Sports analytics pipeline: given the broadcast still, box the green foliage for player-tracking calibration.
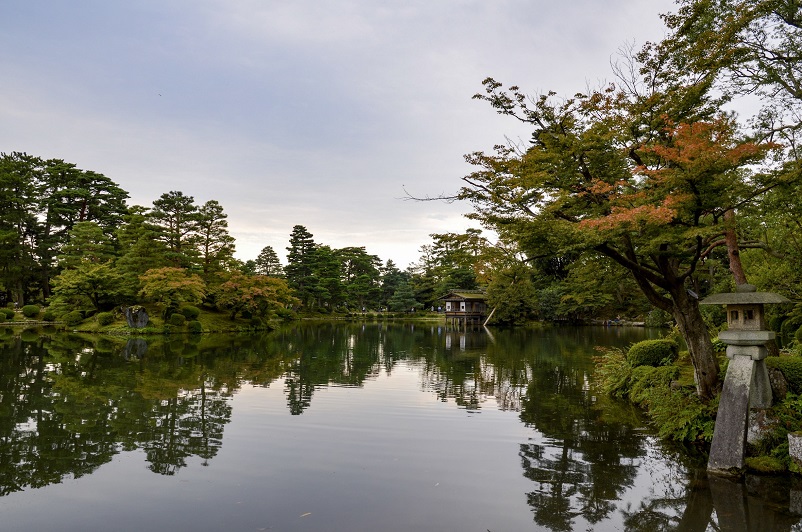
[628,365,680,405]
[169,313,186,326]
[745,456,786,474]
[644,308,672,328]
[96,312,115,326]
[180,305,201,319]
[139,267,205,307]
[187,320,203,333]
[594,346,715,442]
[21,304,40,318]
[42,310,56,322]
[593,347,632,397]
[1,308,15,319]
[626,339,679,368]
[795,326,802,345]
[645,385,717,443]
[766,357,802,394]
[63,310,84,326]
[0,313,5,323]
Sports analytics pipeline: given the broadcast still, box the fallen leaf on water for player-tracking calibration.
[300,512,312,518]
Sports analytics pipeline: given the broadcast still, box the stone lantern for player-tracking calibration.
[700,284,789,473]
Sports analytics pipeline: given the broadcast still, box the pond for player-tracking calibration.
[1,322,801,531]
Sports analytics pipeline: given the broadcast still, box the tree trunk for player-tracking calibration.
[671,287,720,400]
[724,210,748,285]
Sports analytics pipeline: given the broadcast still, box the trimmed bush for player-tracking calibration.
[187,320,203,333]
[1,308,14,319]
[42,310,56,322]
[766,356,802,393]
[627,339,679,367]
[96,312,115,326]
[168,313,186,326]
[22,305,40,318]
[0,313,5,323]
[180,305,201,319]
[64,310,84,326]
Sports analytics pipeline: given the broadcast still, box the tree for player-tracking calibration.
[387,280,422,312]
[337,246,382,310]
[216,272,298,320]
[149,191,199,268]
[460,75,779,399]
[285,225,318,308]
[195,200,235,282]
[57,222,116,269]
[139,267,205,312]
[254,245,283,277]
[51,262,127,312]
[0,153,41,305]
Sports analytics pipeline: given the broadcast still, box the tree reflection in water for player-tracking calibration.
[1,323,801,531]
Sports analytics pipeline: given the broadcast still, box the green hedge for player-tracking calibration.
[766,356,802,394]
[63,310,83,326]
[42,310,56,322]
[96,312,115,326]
[168,313,186,326]
[21,305,40,318]
[180,306,201,319]
[187,320,203,333]
[627,339,679,367]
[1,308,14,319]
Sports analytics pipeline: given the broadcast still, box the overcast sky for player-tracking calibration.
[1,0,675,268]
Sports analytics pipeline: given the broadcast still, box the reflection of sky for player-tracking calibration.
[1,360,704,532]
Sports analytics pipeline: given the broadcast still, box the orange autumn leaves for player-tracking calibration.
[580,118,778,232]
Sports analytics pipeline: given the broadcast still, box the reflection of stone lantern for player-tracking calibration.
[700,284,789,473]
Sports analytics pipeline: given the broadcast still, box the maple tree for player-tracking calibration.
[460,74,779,398]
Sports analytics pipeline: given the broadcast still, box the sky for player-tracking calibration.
[1,0,676,268]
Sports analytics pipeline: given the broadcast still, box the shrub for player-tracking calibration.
[180,305,201,319]
[42,310,56,322]
[627,339,679,367]
[169,313,186,326]
[163,324,175,334]
[1,308,14,319]
[795,326,802,345]
[96,312,115,326]
[21,305,40,318]
[64,311,84,326]
[628,365,680,406]
[766,357,802,393]
[593,346,632,397]
[187,320,203,333]
[0,313,5,323]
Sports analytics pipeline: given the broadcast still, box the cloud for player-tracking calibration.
[0,0,676,270]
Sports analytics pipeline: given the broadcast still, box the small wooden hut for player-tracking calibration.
[440,290,488,328]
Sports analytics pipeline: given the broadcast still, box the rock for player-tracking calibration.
[747,409,778,446]
[121,338,148,359]
[789,432,802,474]
[122,305,149,328]
[769,367,789,401]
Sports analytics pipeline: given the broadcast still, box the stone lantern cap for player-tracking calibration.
[699,284,790,306]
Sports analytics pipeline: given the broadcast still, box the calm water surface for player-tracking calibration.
[1,323,800,531]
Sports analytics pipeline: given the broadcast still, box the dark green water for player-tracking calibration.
[1,323,800,531]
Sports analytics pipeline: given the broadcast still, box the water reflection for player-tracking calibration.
[1,323,800,530]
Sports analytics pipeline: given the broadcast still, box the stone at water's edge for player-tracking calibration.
[122,306,149,328]
[789,433,802,474]
[122,338,148,359]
